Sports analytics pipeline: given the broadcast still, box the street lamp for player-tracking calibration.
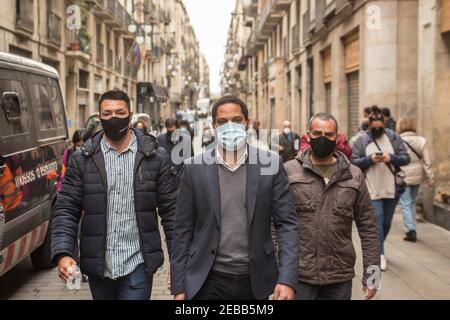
[144,24,153,35]
[136,34,145,45]
[128,24,137,34]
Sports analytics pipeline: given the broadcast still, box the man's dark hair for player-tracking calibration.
[165,118,177,128]
[179,120,189,127]
[364,107,372,115]
[371,105,381,114]
[72,128,87,145]
[99,90,131,111]
[381,107,391,118]
[308,113,339,133]
[212,95,249,123]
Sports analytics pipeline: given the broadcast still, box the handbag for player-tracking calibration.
[373,140,406,197]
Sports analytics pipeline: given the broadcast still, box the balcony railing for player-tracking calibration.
[16,0,34,34]
[96,42,104,65]
[48,12,62,46]
[256,0,290,39]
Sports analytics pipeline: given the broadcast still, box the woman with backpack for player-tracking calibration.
[396,117,434,242]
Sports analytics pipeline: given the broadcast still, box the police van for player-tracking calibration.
[0,52,68,276]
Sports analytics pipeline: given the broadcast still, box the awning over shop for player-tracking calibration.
[137,82,169,102]
[150,84,169,102]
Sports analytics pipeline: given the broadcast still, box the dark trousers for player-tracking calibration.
[88,264,153,300]
[295,280,353,300]
[193,270,258,300]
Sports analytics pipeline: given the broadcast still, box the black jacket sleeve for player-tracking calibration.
[272,156,300,289]
[156,149,178,258]
[170,164,195,295]
[51,154,84,263]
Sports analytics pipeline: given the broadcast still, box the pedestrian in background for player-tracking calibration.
[361,106,373,131]
[272,120,301,163]
[351,111,410,271]
[157,118,193,189]
[201,124,215,149]
[396,116,434,242]
[133,120,148,134]
[52,90,177,300]
[57,129,87,192]
[171,95,299,300]
[382,108,397,132]
[285,113,379,300]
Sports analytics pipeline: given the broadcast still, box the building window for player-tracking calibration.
[309,0,316,22]
[307,58,314,119]
[347,71,359,138]
[9,45,32,58]
[325,82,332,115]
[79,70,89,89]
[286,71,292,119]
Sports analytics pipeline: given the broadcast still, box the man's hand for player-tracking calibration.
[273,284,295,300]
[363,286,377,300]
[174,293,186,300]
[57,256,77,284]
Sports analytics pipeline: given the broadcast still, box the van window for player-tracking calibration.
[0,69,35,156]
[49,79,66,136]
[0,79,31,137]
[29,75,66,141]
[34,83,54,130]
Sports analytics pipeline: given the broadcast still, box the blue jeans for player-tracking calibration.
[372,198,399,255]
[88,264,153,300]
[399,185,420,232]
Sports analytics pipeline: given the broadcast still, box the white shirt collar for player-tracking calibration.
[216,145,248,172]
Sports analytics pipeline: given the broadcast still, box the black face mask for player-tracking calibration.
[370,127,385,139]
[100,116,130,142]
[310,136,337,158]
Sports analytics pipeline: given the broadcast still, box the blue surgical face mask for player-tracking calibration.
[217,122,247,151]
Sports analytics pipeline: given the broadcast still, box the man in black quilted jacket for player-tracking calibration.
[51,90,177,300]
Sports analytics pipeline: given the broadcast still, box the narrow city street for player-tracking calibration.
[1,0,450,303]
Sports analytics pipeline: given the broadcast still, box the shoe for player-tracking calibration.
[404,230,417,242]
[380,255,387,271]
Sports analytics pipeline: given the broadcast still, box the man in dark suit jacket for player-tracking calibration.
[170,96,299,300]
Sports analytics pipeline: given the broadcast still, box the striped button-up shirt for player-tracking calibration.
[101,132,144,279]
